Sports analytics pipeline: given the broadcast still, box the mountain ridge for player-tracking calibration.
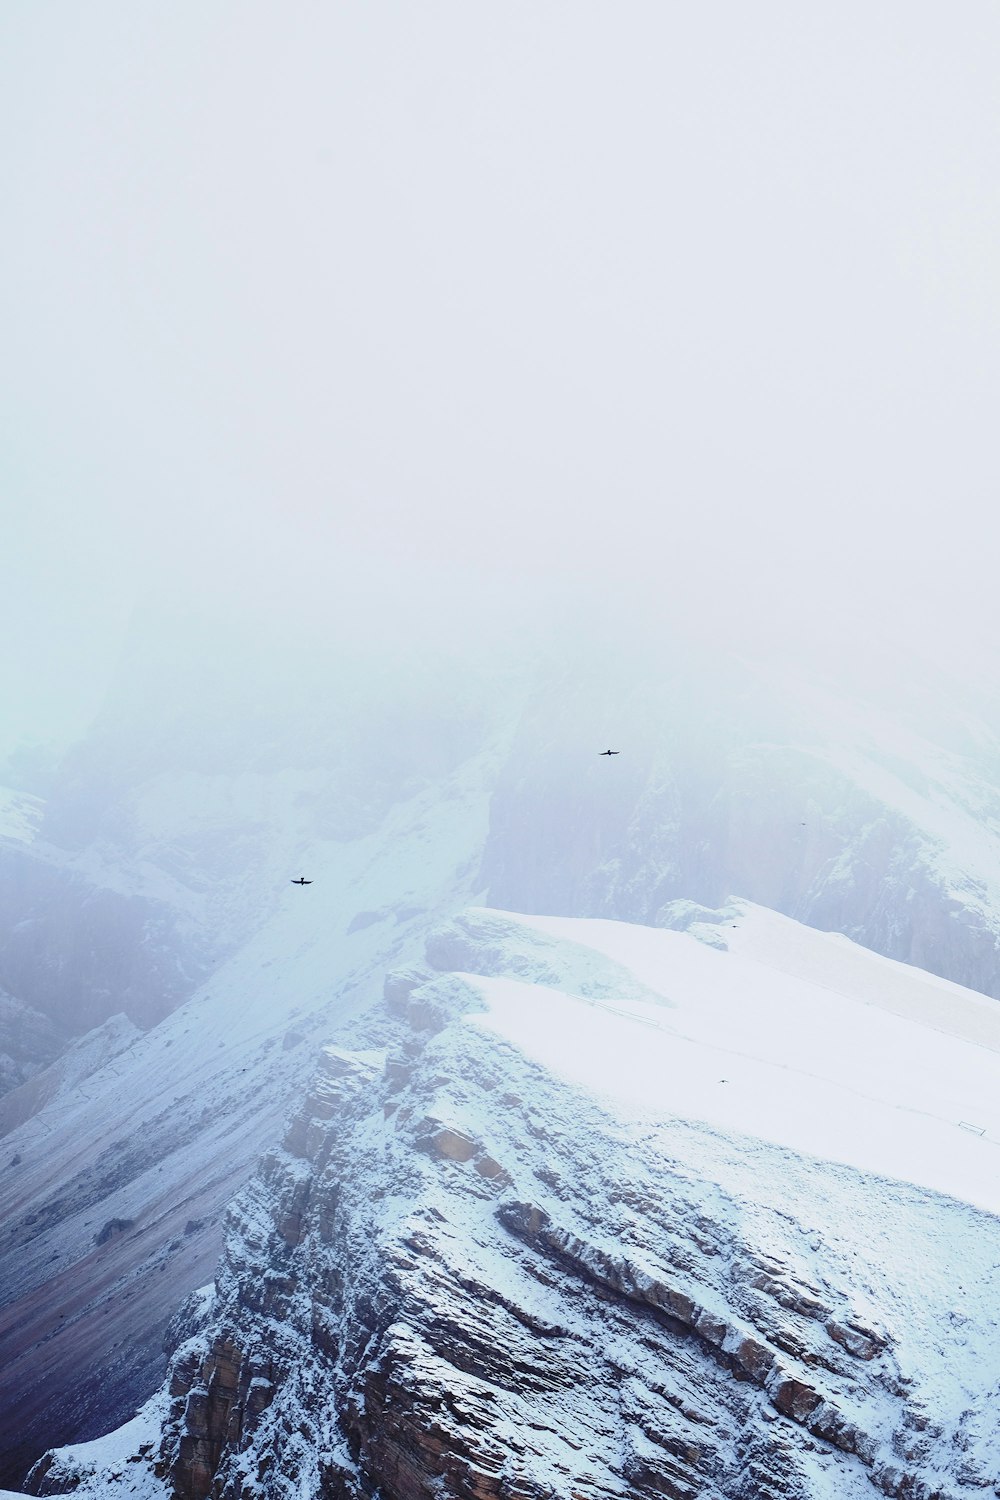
[28,902,1000,1499]
[6,642,1000,1485]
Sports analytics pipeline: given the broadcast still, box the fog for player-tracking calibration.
[7,16,1000,1480]
[3,3,1000,759]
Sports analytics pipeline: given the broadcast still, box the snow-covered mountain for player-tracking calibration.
[0,610,525,1488]
[0,744,505,1488]
[27,903,1000,1499]
[7,624,1000,1489]
[483,645,1000,998]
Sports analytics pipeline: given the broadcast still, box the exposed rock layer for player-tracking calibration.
[121,916,1000,1500]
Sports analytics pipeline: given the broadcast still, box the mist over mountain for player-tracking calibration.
[483,632,1000,997]
[3,601,1000,1493]
[6,2,1000,1494]
[0,595,532,1485]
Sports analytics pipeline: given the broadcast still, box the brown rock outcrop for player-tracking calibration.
[39,921,1000,1500]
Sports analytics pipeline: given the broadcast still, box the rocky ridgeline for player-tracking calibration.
[36,911,996,1500]
[11,647,1000,1490]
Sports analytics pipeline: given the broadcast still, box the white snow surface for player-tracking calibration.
[378,903,997,1493]
[430,904,1000,1487]
[27,1392,169,1498]
[470,902,1000,1213]
[0,786,43,846]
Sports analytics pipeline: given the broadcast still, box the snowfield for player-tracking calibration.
[18,1397,169,1500]
[0,786,43,847]
[474,902,1000,1213]
[37,899,1000,1497]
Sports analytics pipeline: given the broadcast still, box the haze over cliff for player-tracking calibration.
[6,2,1000,1494]
[23,903,1000,1500]
[4,608,1000,1493]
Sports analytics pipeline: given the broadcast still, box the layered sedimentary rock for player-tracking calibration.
[0,755,501,1489]
[12,635,1000,1492]
[57,908,1000,1500]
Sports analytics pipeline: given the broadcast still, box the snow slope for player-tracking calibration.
[0,745,504,1487]
[486,902,1000,1212]
[0,786,44,846]
[47,902,1000,1499]
[13,630,1000,1489]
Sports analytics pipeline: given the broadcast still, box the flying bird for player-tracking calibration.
[291,877,313,885]
[599,749,620,756]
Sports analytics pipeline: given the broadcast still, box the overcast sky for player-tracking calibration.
[3,3,1000,756]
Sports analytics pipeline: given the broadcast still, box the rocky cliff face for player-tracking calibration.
[0,614,523,1486]
[46,907,1000,1500]
[11,637,1000,1491]
[480,655,1000,999]
[0,989,64,1096]
[0,744,504,1490]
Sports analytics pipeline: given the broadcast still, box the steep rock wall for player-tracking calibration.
[120,918,1000,1500]
[481,671,1000,999]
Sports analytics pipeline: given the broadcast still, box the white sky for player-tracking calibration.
[3,3,1000,754]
